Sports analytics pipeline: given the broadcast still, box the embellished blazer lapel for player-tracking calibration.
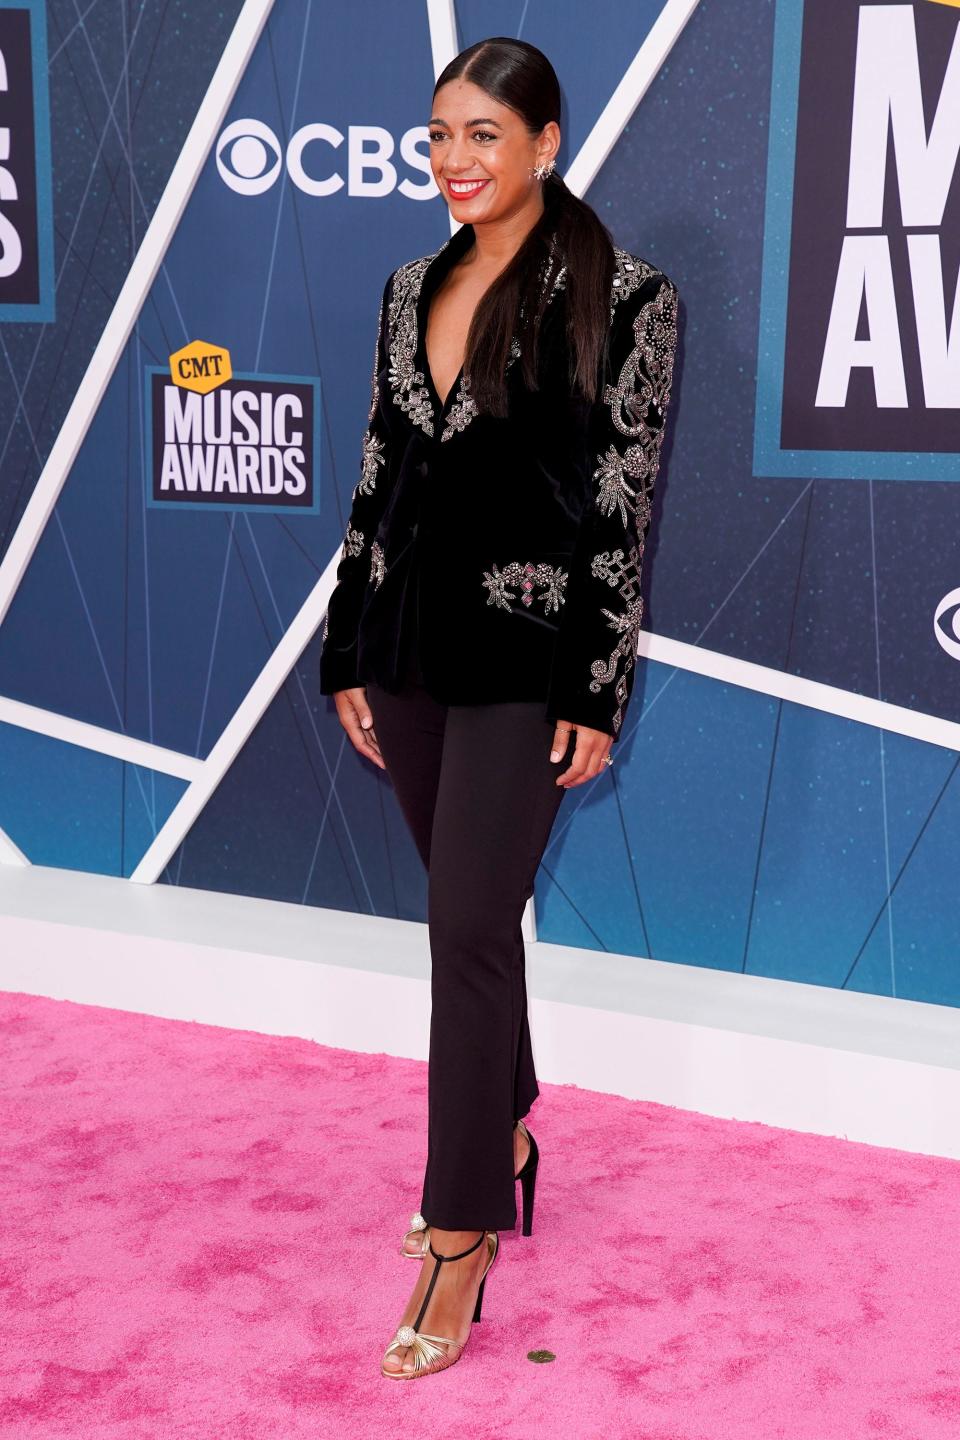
[388,222,569,445]
[413,222,474,428]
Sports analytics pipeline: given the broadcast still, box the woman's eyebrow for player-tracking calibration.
[428,116,504,128]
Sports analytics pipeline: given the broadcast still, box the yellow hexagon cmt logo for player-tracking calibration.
[168,340,232,394]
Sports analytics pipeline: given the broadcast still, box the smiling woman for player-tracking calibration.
[316,33,680,1386]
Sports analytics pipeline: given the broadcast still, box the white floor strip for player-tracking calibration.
[1,863,958,1159]
[0,826,28,867]
[3,912,957,1161]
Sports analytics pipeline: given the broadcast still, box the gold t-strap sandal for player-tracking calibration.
[381,1229,499,1379]
[400,1120,539,1256]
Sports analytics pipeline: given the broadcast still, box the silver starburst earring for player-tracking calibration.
[532,160,555,181]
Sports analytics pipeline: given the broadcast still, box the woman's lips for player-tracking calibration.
[446,178,490,199]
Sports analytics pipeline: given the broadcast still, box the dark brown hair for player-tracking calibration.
[433,37,615,417]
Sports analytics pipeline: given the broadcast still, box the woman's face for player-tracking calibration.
[428,77,559,223]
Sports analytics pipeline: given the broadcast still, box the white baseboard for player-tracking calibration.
[1,863,958,1161]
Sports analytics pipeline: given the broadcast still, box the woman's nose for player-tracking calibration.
[445,137,473,171]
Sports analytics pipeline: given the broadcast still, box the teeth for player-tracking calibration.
[449,180,487,193]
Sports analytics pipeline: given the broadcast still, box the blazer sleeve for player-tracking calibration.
[318,270,395,695]
[544,269,679,742]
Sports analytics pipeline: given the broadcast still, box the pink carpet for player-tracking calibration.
[1,988,958,1439]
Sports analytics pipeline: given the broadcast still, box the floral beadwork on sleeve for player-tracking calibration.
[600,275,678,495]
[544,266,680,741]
[591,445,654,531]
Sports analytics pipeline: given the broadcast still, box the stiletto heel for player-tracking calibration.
[516,1122,539,1237]
[399,1119,539,1256]
[472,1273,487,1323]
[381,1230,499,1379]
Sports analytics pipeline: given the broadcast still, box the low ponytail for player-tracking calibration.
[541,168,615,403]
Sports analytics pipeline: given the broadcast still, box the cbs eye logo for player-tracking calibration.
[216,119,283,195]
[215,117,436,198]
[934,588,960,663]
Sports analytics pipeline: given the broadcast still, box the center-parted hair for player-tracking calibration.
[433,36,616,417]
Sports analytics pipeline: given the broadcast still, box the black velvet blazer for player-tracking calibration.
[318,219,680,743]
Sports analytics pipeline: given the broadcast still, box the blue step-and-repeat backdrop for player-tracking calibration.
[1,0,959,1006]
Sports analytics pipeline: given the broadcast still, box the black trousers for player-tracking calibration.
[365,633,567,1231]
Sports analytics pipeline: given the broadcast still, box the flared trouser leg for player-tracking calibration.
[365,672,566,1232]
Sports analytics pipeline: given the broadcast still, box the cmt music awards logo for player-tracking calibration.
[754,1,960,480]
[146,342,321,513]
[0,0,53,321]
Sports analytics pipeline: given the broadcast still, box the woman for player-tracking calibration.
[318,36,680,1380]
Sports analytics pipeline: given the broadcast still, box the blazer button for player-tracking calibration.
[417,460,428,477]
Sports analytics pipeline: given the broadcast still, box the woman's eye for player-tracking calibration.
[427,130,496,144]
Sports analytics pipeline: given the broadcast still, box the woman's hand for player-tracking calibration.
[333,686,387,770]
[549,720,614,787]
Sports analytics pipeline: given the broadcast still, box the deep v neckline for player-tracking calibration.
[422,291,468,414]
[415,222,566,421]
[424,351,464,414]
[418,225,488,415]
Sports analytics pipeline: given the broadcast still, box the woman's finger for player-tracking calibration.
[554,728,609,787]
[549,723,574,763]
[335,689,387,769]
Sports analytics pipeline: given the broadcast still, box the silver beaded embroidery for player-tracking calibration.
[609,247,657,319]
[387,254,438,438]
[588,595,645,735]
[591,544,643,604]
[357,431,387,497]
[440,374,478,442]
[592,444,653,531]
[389,236,567,444]
[369,539,386,589]
[607,277,678,429]
[367,281,387,422]
[583,274,678,733]
[536,245,568,308]
[342,526,364,559]
[600,276,678,485]
[482,560,568,615]
[439,335,525,442]
[332,287,391,582]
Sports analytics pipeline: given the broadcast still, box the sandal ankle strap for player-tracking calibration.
[427,1230,487,1263]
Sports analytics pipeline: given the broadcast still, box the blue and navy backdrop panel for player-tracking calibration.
[0,0,958,1007]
